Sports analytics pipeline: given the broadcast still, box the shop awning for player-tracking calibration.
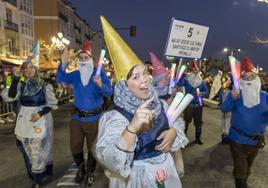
[39,61,59,71]
[0,57,24,65]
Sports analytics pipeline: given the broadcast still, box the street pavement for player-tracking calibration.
[0,103,267,188]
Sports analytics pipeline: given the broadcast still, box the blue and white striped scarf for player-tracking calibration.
[114,80,162,117]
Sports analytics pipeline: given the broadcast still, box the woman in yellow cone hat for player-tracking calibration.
[96,16,188,188]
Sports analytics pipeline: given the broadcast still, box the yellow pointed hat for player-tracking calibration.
[100,16,141,81]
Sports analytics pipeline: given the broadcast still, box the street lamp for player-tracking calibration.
[223,48,228,53]
[222,48,243,56]
[102,57,110,65]
[51,32,70,51]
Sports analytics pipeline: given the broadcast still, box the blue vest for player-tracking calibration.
[112,104,169,160]
[20,83,46,106]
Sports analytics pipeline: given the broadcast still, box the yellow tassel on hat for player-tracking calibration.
[100,16,141,81]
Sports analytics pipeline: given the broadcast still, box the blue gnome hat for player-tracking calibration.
[26,41,40,68]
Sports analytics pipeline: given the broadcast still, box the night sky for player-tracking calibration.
[70,0,268,71]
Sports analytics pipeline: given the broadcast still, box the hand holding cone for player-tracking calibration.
[61,45,71,69]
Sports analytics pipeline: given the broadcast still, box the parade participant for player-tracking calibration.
[218,76,232,144]
[96,16,188,188]
[150,52,185,176]
[56,40,113,186]
[150,52,170,100]
[221,57,268,188]
[177,61,209,144]
[5,65,25,117]
[1,41,58,188]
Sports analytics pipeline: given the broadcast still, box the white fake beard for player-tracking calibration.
[240,77,261,108]
[77,59,94,86]
[188,72,202,88]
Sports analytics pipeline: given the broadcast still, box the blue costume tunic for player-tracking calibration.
[220,91,268,145]
[56,64,113,122]
[177,75,209,108]
[20,82,46,106]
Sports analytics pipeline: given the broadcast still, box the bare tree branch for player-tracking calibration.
[249,33,268,45]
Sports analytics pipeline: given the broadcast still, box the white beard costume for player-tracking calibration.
[240,76,261,108]
[77,59,94,86]
[188,72,203,88]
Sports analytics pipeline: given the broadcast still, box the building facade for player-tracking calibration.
[18,0,34,59]
[33,0,102,60]
[0,0,21,65]
[0,0,103,68]
[0,0,34,66]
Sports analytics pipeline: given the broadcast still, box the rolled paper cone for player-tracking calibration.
[168,63,176,94]
[177,65,186,83]
[96,49,106,76]
[228,55,239,90]
[175,66,180,83]
[196,88,203,106]
[175,58,183,82]
[235,60,241,81]
[167,92,184,117]
[178,58,183,69]
[169,93,194,125]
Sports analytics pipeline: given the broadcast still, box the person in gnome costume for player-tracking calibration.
[177,61,209,144]
[149,52,186,177]
[96,16,187,188]
[1,41,58,188]
[56,41,113,186]
[218,75,232,144]
[221,57,268,188]
[150,52,171,100]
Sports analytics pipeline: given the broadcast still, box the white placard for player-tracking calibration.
[164,18,209,59]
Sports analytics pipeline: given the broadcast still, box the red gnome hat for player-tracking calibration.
[242,57,257,74]
[149,52,166,77]
[78,40,92,56]
[190,60,199,71]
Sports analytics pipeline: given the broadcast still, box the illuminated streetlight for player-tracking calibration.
[223,48,228,53]
[203,58,207,61]
[222,48,243,56]
[51,33,70,51]
[58,32,63,39]
[102,57,110,65]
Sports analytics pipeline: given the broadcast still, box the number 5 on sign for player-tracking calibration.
[164,18,209,59]
[188,27,193,38]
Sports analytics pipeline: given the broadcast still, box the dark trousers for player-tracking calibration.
[69,119,98,173]
[229,141,259,179]
[183,106,203,140]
